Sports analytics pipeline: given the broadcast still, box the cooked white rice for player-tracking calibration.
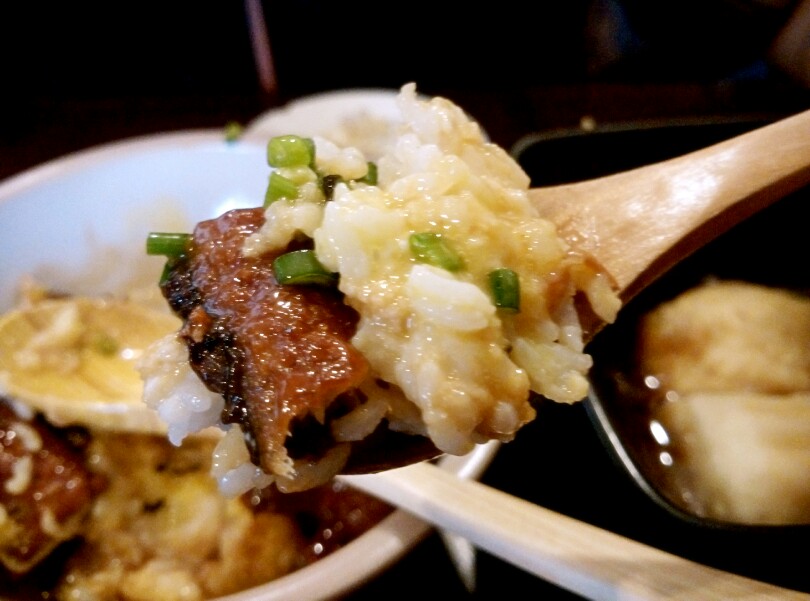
[141,83,619,494]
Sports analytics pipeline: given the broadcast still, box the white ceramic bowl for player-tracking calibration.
[244,88,403,141]
[0,129,497,600]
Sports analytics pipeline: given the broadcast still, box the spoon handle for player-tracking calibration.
[529,109,810,303]
[342,463,808,600]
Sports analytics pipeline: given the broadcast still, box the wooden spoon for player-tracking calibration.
[528,108,810,314]
[344,107,810,474]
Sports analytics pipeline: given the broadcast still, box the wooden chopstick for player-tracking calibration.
[341,463,808,600]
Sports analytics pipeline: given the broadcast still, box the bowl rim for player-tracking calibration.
[0,128,254,199]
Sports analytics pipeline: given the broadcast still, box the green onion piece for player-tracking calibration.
[224,121,243,142]
[273,249,337,285]
[264,171,300,206]
[90,332,119,356]
[488,268,521,312]
[358,162,378,185]
[146,232,192,258]
[409,232,464,272]
[267,135,315,168]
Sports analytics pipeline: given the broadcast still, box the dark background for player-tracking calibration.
[1,1,810,599]
[2,0,809,181]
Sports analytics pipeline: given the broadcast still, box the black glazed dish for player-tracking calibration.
[513,116,810,530]
[500,117,810,596]
[511,116,774,185]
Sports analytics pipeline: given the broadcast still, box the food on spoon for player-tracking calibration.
[0,289,394,600]
[140,83,621,494]
[636,280,810,524]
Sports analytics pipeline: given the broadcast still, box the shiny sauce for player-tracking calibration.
[174,208,369,471]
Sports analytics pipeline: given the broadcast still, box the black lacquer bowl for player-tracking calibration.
[487,115,810,597]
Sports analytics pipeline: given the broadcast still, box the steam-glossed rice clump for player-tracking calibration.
[139,83,620,494]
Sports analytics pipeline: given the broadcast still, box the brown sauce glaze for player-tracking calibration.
[249,480,395,564]
[164,208,370,474]
[0,398,103,575]
[0,418,395,599]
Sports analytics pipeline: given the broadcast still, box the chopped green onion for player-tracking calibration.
[90,332,119,356]
[267,135,315,168]
[146,232,192,258]
[409,232,464,272]
[488,268,521,312]
[358,162,378,185]
[224,121,243,142]
[264,171,300,206]
[273,249,337,285]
